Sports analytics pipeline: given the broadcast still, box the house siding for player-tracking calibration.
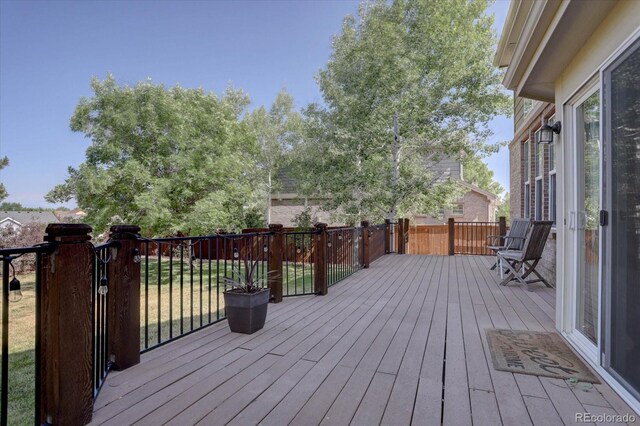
[509,101,557,286]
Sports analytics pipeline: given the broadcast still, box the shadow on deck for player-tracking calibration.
[91,255,634,425]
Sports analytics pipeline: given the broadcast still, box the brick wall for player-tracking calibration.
[510,100,557,286]
[451,190,493,222]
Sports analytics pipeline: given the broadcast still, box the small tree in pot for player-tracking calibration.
[223,259,271,334]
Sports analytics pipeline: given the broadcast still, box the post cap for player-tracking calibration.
[360,220,370,227]
[313,222,328,229]
[109,225,141,239]
[268,223,284,231]
[44,223,92,242]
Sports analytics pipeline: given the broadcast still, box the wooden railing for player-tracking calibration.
[408,217,507,256]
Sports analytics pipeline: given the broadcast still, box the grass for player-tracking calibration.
[139,258,317,349]
[0,272,38,425]
[0,258,357,423]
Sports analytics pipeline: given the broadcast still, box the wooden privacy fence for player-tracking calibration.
[408,225,449,255]
[408,217,507,256]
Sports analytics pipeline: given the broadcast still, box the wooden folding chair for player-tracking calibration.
[497,221,554,291]
[487,218,531,274]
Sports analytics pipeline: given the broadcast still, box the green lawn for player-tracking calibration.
[0,273,38,425]
[139,258,317,348]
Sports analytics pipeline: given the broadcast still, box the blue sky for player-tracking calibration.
[0,0,512,208]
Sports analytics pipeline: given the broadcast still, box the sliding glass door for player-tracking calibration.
[603,38,640,398]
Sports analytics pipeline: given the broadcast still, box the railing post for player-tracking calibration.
[360,221,370,268]
[268,224,283,303]
[108,225,141,371]
[403,218,409,254]
[397,219,406,254]
[314,223,328,295]
[499,216,507,246]
[40,223,93,425]
[384,219,391,254]
[448,218,455,256]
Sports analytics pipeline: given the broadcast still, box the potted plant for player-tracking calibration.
[223,259,271,334]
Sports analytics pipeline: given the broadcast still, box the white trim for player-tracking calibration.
[597,26,640,77]
[567,83,601,362]
[564,331,640,416]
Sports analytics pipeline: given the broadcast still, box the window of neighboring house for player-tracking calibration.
[548,115,557,225]
[535,133,543,220]
[523,140,530,218]
[451,203,464,216]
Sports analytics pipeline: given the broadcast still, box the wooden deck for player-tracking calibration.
[91,255,636,425]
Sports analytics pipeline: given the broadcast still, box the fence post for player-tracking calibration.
[384,219,391,254]
[40,223,94,425]
[499,216,507,246]
[448,218,455,256]
[107,225,141,371]
[268,224,283,303]
[360,221,370,268]
[314,223,328,295]
[403,218,409,253]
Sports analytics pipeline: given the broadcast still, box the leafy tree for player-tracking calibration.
[46,75,259,236]
[0,202,23,211]
[245,89,303,224]
[0,156,8,202]
[294,0,510,223]
[496,192,510,222]
[462,155,504,195]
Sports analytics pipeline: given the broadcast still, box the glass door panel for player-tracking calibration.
[604,39,640,396]
[576,90,600,345]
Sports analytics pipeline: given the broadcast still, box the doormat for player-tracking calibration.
[486,329,599,383]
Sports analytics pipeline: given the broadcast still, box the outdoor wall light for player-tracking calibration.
[537,121,561,144]
[9,277,22,302]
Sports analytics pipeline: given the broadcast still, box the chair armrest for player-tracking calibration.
[486,235,503,243]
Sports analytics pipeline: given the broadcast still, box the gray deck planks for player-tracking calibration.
[91,254,638,426]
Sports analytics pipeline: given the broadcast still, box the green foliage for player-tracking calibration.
[0,202,22,211]
[292,206,316,229]
[0,156,8,202]
[462,155,504,195]
[46,75,259,236]
[293,0,510,223]
[245,89,303,222]
[496,192,510,222]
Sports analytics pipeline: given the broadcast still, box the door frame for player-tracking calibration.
[563,81,602,364]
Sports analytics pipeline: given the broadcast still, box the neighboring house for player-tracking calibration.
[54,207,87,222]
[270,171,343,227]
[414,159,499,225]
[272,159,498,227]
[0,210,60,231]
[507,97,557,287]
[496,0,640,412]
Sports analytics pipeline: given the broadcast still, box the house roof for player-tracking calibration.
[0,211,60,226]
[494,0,618,101]
[456,180,498,201]
[278,169,298,193]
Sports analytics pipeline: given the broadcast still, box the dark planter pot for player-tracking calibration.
[223,288,270,334]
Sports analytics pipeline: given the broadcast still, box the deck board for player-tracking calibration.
[92,255,637,425]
